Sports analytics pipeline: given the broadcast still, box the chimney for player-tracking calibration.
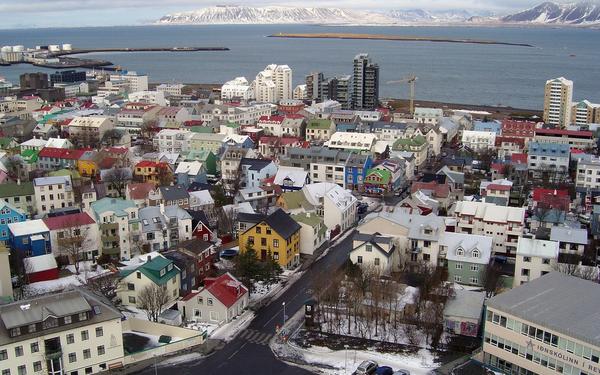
[147,255,151,262]
[159,203,165,215]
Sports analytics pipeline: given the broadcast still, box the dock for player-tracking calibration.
[51,46,229,57]
[268,33,534,47]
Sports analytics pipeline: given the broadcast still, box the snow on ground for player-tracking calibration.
[251,280,281,303]
[210,310,255,341]
[297,345,438,375]
[157,352,204,367]
[186,321,219,337]
[24,262,109,296]
[122,306,150,321]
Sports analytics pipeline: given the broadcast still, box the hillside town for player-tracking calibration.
[0,52,599,375]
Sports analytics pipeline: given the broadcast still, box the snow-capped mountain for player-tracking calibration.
[502,1,600,24]
[158,6,395,25]
[387,9,488,23]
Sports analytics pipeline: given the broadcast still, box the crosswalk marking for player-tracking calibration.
[239,329,273,345]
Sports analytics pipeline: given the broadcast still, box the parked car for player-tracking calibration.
[393,370,411,375]
[219,249,239,258]
[376,366,394,375]
[354,360,378,375]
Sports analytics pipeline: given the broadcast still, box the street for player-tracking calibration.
[135,231,355,375]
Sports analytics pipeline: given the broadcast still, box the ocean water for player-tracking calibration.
[0,24,599,109]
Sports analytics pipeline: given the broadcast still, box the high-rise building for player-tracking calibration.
[571,99,600,126]
[19,72,48,90]
[305,71,324,101]
[352,53,379,110]
[321,75,352,110]
[254,64,292,103]
[109,71,149,93]
[543,77,573,128]
[49,70,86,85]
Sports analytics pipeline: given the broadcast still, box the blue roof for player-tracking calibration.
[528,142,570,157]
[474,120,502,134]
[90,197,137,220]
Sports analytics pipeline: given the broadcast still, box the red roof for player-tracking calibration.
[182,272,247,307]
[99,157,117,169]
[511,153,527,164]
[501,119,536,137]
[258,115,285,124]
[105,147,128,154]
[43,212,96,230]
[491,162,507,172]
[39,147,86,160]
[487,184,511,191]
[127,182,155,200]
[535,128,593,138]
[411,181,450,198]
[495,136,525,148]
[285,114,305,119]
[532,188,569,202]
[184,120,203,127]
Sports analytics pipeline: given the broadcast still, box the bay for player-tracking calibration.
[0,24,599,109]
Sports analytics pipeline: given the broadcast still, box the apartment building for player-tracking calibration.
[197,103,273,126]
[254,64,292,103]
[0,288,124,375]
[109,71,148,92]
[0,181,35,216]
[576,156,600,190]
[483,272,600,375]
[67,116,114,147]
[33,176,75,216]
[527,142,570,178]
[442,232,492,287]
[461,130,497,151]
[153,129,193,154]
[534,128,595,150]
[90,198,139,261]
[119,255,180,307]
[221,77,255,100]
[413,107,443,124]
[138,205,192,252]
[571,99,600,126]
[352,53,379,110]
[513,236,559,287]
[543,77,573,128]
[305,119,336,142]
[454,201,525,256]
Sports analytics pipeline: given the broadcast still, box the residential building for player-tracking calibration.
[138,204,192,252]
[527,142,570,178]
[454,201,525,256]
[461,130,496,151]
[305,71,324,101]
[543,76,573,128]
[442,232,492,287]
[176,239,218,282]
[220,147,253,194]
[7,219,50,257]
[444,289,486,337]
[133,161,172,186]
[393,136,428,167]
[534,128,595,150]
[0,200,27,244]
[148,185,190,208]
[571,99,600,126]
[174,161,207,188]
[576,156,600,190]
[321,75,352,109]
[188,133,226,154]
[325,132,377,153]
[0,181,35,216]
[483,272,600,375]
[413,108,443,124]
[221,77,255,100]
[238,209,301,269]
[550,226,588,257]
[119,255,180,307]
[109,71,149,92]
[322,184,357,231]
[501,119,537,139]
[177,273,248,324]
[0,288,124,375]
[33,176,75,216]
[273,166,309,192]
[371,122,407,146]
[291,212,327,255]
[43,212,100,262]
[189,190,215,213]
[162,248,200,296]
[234,186,277,212]
[350,233,398,274]
[89,198,139,260]
[154,129,193,154]
[513,236,558,287]
[254,64,292,103]
[37,147,84,171]
[352,53,379,110]
[239,158,277,189]
[305,119,336,142]
[495,136,525,159]
[197,103,273,126]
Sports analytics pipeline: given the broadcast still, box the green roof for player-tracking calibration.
[393,135,427,150]
[307,119,334,130]
[225,121,240,128]
[21,149,39,164]
[49,169,81,179]
[184,150,215,161]
[280,191,313,211]
[291,212,323,228]
[365,168,391,185]
[190,126,214,134]
[0,138,16,149]
[121,256,179,286]
[0,182,34,198]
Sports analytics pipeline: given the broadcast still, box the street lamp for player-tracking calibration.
[282,302,286,325]
[344,344,349,373]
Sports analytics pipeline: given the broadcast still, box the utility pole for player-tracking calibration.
[282,301,286,325]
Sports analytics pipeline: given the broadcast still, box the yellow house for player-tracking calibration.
[77,150,101,177]
[239,209,301,269]
[134,160,172,185]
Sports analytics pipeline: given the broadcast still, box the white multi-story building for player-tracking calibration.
[220,77,255,100]
[325,132,378,153]
[197,103,273,126]
[453,201,525,256]
[254,64,292,103]
[527,142,570,178]
[513,236,559,287]
[109,71,148,92]
[139,205,192,252]
[128,90,167,106]
[90,198,140,261]
[33,176,75,216]
[413,107,443,124]
[293,84,306,100]
[0,288,125,375]
[156,83,186,96]
[323,184,357,231]
[543,76,573,128]
[575,156,600,190]
[153,129,193,154]
[68,116,114,146]
[461,130,496,151]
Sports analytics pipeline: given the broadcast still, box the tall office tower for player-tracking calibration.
[352,53,379,110]
[543,77,573,128]
[305,71,324,101]
[20,72,49,90]
[321,75,352,110]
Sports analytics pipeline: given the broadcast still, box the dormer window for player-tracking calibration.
[168,264,173,272]
[472,249,480,258]
[160,269,166,277]
[456,248,464,256]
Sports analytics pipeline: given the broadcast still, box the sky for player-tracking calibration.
[0,0,570,29]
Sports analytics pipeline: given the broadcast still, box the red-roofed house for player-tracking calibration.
[257,115,286,136]
[501,119,537,139]
[258,136,304,160]
[126,182,155,207]
[177,272,249,323]
[531,188,571,212]
[411,180,454,209]
[24,254,59,283]
[534,128,596,150]
[134,160,173,185]
[278,100,305,115]
[42,212,100,262]
[38,147,86,171]
[495,136,525,159]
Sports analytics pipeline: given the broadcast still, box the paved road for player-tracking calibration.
[136,232,355,375]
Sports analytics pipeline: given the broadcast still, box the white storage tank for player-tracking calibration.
[0,46,12,53]
[61,44,72,51]
[11,45,24,52]
[48,44,60,52]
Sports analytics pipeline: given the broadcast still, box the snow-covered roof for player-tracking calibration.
[442,232,492,265]
[24,254,57,273]
[8,219,49,236]
[550,226,588,245]
[274,166,307,189]
[45,138,72,149]
[444,289,485,320]
[20,138,47,148]
[517,237,559,259]
[175,161,204,176]
[454,201,525,224]
[324,185,357,211]
[190,190,214,206]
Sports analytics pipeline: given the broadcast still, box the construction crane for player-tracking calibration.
[386,74,417,115]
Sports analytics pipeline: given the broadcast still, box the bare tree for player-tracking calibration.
[4,155,26,181]
[482,260,503,297]
[552,258,598,281]
[138,284,171,322]
[103,167,130,198]
[55,218,91,275]
[82,272,120,304]
[157,164,173,186]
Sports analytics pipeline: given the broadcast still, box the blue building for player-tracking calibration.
[7,219,51,257]
[174,161,208,188]
[474,120,502,135]
[0,200,27,243]
[345,153,373,191]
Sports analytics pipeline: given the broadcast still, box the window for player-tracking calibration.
[542,258,551,265]
[83,349,91,359]
[374,258,380,266]
[521,269,530,276]
[85,368,92,375]
[33,362,42,372]
[64,316,72,324]
[454,275,462,282]
[523,256,531,262]
[97,346,105,356]
[470,264,479,271]
[469,277,479,284]
[43,317,58,329]
[14,346,23,357]
[68,352,77,363]
[197,297,203,305]
[456,248,464,256]
[207,298,213,306]
[194,309,201,317]
[96,327,103,337]
[273,239,279,248]
[129,296,136,304]
[471,249,480,258]
[256,227,261,234]
[2,369,9,375]
[136,272,141,279]
[357,256,363,264]
[81,330,89,341]
[30,342,39,353]
[455,263,463,270]
[17,367,25,375]
[78,312,87,321]
[67,333,75,344]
